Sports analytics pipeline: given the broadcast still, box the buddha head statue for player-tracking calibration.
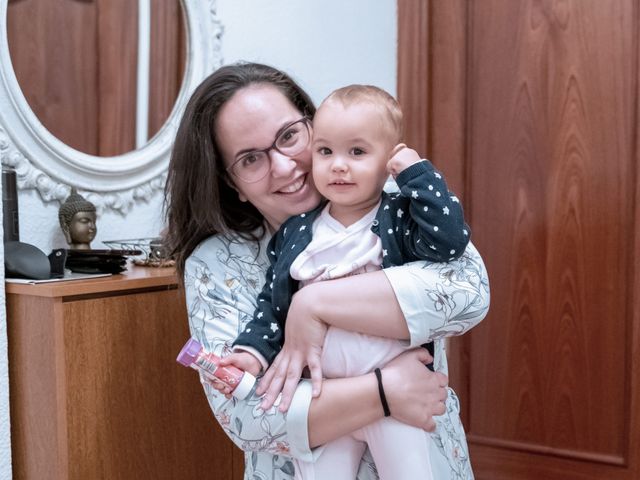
[58,189,97,250]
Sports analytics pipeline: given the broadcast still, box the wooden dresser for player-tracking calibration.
[6,266,244,479]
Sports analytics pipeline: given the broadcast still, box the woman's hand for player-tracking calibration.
[256,287,328,412]
[381,348,448,431]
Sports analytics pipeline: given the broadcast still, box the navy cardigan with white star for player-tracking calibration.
[234,160,471,366]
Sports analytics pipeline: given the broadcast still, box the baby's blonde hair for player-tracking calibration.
[320,84,403,144]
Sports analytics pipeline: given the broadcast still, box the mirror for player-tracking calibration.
[7,0,186,158]
[0,0,222,213]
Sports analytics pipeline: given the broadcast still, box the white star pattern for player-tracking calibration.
[382,249,388,257]
[443,206,450,215]
[397,209,404,218]
[270,323,279,332]
[411,190,419,199]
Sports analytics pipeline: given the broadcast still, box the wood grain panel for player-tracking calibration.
[62,288,239,479]
[467,0,633,466]
[399,0,639,477]
[7,294,69,479]
[397,0,430,159]
[398,0,472,421]
[148,0,185,140]
[7,0,99,154]
[427,0,471,420]
[96,0,137,156]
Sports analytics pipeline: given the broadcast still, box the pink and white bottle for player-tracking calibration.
[177,338,256,400]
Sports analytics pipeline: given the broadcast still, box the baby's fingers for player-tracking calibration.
[278,360,305,412]
[307,352,323,398]
[258,355,289,410]
[205,376,233,396]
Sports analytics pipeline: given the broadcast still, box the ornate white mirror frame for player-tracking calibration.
[0,0,222,213]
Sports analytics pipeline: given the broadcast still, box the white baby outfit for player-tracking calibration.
[290,203,434,480]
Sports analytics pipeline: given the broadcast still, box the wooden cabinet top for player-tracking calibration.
[5,264,180,298]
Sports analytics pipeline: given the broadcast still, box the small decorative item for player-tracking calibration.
[102,237,174,267]
[176,338,256,400]
[58,189,97,250]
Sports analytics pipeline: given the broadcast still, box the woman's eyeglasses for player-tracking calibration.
[226,117,311,183]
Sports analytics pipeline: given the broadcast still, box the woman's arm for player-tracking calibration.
[184,235,449,461]
[299,241,489,342]
[307,348,447,447]
[258,241,490,410]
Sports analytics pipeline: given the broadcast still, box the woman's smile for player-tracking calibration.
[275,174,308,194]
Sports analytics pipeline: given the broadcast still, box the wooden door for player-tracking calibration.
[398,1,639,478]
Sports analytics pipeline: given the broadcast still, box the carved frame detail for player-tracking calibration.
[0,0,223,213]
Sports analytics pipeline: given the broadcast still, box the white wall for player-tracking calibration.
[1,1,397,475]
[218,0,397,105]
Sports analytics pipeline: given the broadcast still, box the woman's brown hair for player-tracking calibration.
[163,62,316,279]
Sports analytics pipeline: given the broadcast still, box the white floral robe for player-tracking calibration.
[184,230,489,480]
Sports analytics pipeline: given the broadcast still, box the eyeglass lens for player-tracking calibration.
[231,119,309,182]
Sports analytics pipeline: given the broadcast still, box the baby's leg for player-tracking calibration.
[321,326,407,378]
[356,417,434,480]
[295,435,366,480]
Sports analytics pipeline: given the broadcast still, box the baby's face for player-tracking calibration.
[311,100,394,220]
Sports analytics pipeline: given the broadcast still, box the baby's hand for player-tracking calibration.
[209,352,263,398]
[387,143,422,178]
[219,351,262,377]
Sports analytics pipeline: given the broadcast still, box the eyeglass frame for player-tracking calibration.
[225,116,312,183]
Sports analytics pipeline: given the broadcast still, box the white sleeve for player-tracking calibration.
[184,235,314,461]
[382,241,490,347]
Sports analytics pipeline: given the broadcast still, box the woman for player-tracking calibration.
[164,62,489,480]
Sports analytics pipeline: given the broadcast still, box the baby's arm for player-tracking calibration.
[390,145,470,262]
[221,351,263,378]
[232,235,285,366]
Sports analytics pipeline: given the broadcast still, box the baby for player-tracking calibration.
[228,85,470,480]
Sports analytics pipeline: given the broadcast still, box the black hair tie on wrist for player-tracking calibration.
[374,368,391,417]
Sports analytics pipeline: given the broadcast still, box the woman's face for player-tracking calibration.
[216,85,322,230]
